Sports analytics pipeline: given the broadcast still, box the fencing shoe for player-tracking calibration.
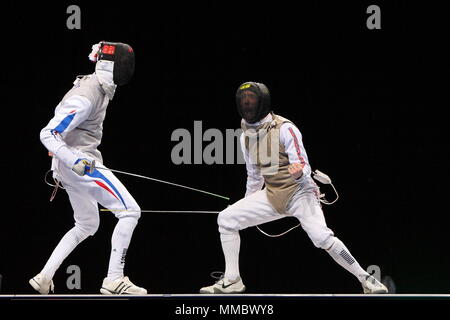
[29,273,54,294]
[100,276,147,295]
[362,275,389,294]
[200,276,246,294]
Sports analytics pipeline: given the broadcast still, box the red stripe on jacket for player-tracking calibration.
[288,127,306,167]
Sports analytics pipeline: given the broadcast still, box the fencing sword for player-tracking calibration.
[90,160,230,201]
[100,209,220,214]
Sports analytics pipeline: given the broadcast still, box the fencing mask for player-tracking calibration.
[236,82,271,124]
[89,41,135,86]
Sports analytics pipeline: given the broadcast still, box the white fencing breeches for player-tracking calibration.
[40,157,141,281]
[218,186,334,249]
[217,184,369,282]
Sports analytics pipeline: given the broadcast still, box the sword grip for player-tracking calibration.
[90,160,96,174]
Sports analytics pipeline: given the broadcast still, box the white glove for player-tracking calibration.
[88,42,101,62]
[72,158,92,176]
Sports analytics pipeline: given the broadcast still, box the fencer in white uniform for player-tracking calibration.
[200,82,388,294]
[30,42,147,295]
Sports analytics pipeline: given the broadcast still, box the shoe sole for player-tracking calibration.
[100,288,116,295]
[29,278,49,294]
[364,290,388,294]
[199,285,246,294]
[100,287,148,295]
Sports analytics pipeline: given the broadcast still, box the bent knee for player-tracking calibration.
[76,217,100,237]
[310,231,335,249]
[115,203,141,220]
[128,204,141,219]
[217,209,240,234]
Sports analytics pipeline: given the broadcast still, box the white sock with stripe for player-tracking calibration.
[326,237,369,283]
[107,217,138,281]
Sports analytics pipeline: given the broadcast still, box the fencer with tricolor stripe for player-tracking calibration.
[55,158,140,221]
[39,74,140,220]
[35,74,143,290]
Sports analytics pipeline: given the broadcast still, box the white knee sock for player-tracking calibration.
[41,226,89,280]
[107,217,138,281]
[326,237,369,283]
[220,232,241,281]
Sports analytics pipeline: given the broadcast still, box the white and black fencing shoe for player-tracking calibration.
[100,276,147,295]
[199,276,246,294]
[362,275,389,294]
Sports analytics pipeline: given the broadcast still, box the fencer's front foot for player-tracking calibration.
[199,277,246,294]
[29,273,55,294]
[100,276,147,295]
[362,275,388,294]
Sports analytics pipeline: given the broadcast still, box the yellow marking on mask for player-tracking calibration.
[239,83,252,90]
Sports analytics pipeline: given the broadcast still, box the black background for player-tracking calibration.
[1,1,448,296]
